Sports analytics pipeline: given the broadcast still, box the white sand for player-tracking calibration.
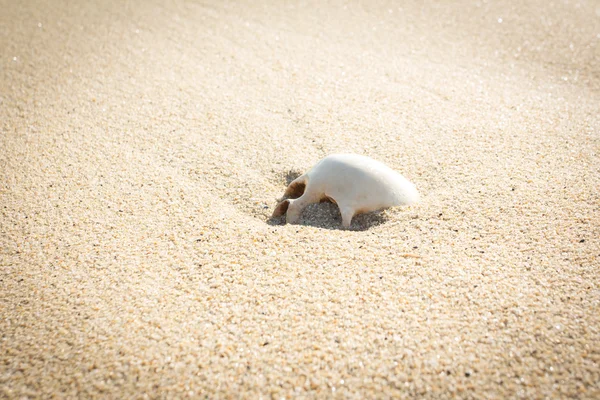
[1,0,599,397]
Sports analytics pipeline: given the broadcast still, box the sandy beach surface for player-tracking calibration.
[1,0,599,398]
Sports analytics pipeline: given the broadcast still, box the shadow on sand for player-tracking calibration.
[267,202,389,231]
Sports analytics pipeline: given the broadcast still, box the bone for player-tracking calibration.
[273,154,419,228]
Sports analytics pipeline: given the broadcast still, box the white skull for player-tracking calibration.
[273,154,419,228]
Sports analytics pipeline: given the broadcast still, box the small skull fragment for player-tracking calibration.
[273,154,419,228]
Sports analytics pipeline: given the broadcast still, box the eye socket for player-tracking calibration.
[284,181,305,199]
[272,199,291,217]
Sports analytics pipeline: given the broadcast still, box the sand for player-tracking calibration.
[1,0,599,398]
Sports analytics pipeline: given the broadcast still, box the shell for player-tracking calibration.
[272,154,419,228]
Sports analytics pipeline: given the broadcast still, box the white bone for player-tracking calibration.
[273,154,419,228]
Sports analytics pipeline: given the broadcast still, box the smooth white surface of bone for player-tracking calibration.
[272,154,419,228]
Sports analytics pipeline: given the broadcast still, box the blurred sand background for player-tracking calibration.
[1,0,599,398]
